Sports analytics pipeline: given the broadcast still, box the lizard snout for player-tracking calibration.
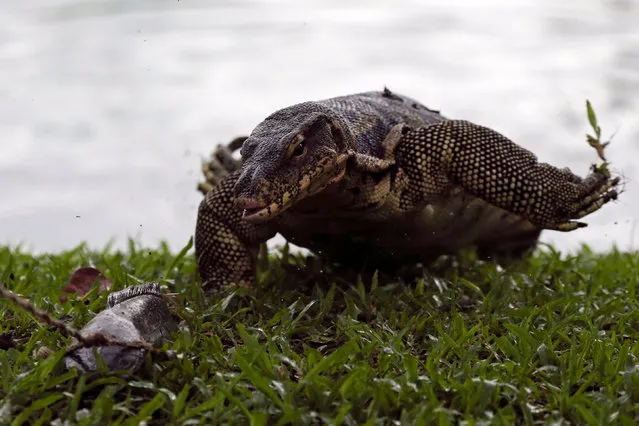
[233,169,272,212]
[233,168,265,198]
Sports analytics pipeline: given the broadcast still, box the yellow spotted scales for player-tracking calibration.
[195,89,619,291]
[393,121,616,230]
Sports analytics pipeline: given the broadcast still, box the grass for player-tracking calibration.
[1,240,639,425]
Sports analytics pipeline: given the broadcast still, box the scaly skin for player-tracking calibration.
[195,88,620,291]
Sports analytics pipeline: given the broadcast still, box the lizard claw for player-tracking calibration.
[545,170,619,232]
[551,221,587,232]
[574,179,619,219]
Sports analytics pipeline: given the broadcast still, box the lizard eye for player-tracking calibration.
[291,141,307,158]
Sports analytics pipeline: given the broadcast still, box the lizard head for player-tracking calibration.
[233,104,352,223]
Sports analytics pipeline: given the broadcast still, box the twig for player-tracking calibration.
[0,283,88,344]
[0,283,159,354]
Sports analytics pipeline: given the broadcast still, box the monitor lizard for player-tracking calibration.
[194,88,620,291]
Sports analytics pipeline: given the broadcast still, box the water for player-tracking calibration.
[1,0,638,254]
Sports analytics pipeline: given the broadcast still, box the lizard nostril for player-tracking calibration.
[233,169,272,200]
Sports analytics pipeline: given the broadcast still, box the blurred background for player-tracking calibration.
[1,0,637,254]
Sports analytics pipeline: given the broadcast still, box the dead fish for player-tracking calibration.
[64,282,177,373]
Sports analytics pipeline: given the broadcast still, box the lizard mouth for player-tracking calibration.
[236,153,350,223]
[235,198,268,221]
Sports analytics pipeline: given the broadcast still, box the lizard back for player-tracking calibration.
[317,88,446,156]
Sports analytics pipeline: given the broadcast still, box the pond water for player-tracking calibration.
[1,0,638,255]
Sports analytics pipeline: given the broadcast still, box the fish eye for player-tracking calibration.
[291,141,307,158]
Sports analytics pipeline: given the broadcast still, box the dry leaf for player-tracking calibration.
[61,267,112,300]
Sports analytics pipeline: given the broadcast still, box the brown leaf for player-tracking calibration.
[587,134,610,162]
[61,267,112,300]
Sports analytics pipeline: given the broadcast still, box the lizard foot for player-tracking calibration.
[547,168,620,232]
[198,136,246,195]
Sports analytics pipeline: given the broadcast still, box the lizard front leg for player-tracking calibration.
[389,120,619,231]
[195,171,275,292]
[198,136,247,195]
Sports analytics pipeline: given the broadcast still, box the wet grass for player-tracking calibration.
[1,240,639,425]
